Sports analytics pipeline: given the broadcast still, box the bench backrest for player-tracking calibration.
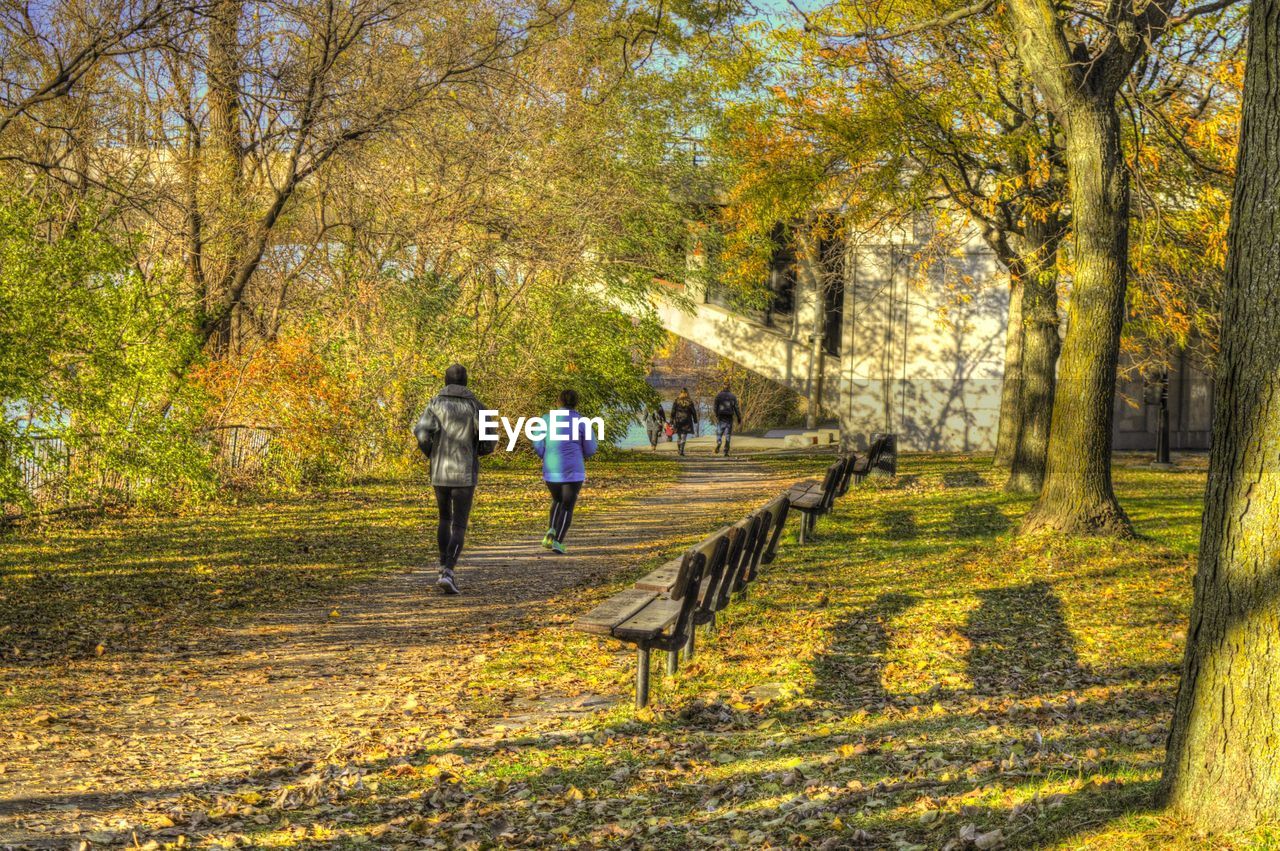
[834,452,858,498]
[672,527,729,602]
[745,496,782,581]
[719,511,764,606]
[850,434,889,480]
[870,432,897,477]
[759,492,790,565]
[865,434,886,466]
[818,460,843,511]
[667,528,728,650]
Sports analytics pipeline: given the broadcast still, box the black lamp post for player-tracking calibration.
[1154,370,1172,467]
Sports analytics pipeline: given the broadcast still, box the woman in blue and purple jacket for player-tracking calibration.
[533,389,598,554]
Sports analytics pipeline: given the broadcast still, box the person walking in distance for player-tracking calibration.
[534,389,597,554]
[413,364,497,595]
[642,399,667,451]
[713,380,743,457]
[670,388,699,456]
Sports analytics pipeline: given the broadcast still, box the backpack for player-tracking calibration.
[715,393,735,419]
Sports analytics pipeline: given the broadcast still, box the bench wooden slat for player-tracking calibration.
[613,598,682,641]
[724,512,763,599]
[575,589,658,635]
[676,527,729,597]
[761,492,790,565]
[791,491,822,510]
[634,557,684,593]
[711,516,754,607]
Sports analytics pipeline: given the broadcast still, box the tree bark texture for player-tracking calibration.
[993,278,1025,468]
[203,0,245,355]
[1001,0,1136,534]
[1018,101,1132,535]
[1162,1,1280,831]
[1005,219,1061,494]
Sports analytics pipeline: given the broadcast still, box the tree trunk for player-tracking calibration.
[1161,4,1280,831]
[1005,220,1061,494]
[1019,102,1131,535]
[993,277,1024,468]
[204,0,244,356]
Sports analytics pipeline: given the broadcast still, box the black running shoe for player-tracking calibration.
[436,569,459,595]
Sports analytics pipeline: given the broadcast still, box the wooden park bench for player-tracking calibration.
[573,493,791,709]
[787,457,847,544]
[575,527,729,708]
[681,492,789,659]
[846,433,896,485]
[789,434,899,541]
[631,491,789,598]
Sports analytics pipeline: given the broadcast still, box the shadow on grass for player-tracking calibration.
[1,730,1160,851]
[811,592,919,707]
[949,500,1012,537]
[965,581,1086,697]
[1,455,1191,848]
[879,510,920,541]
[942,470,989,488]
[3,584,1168,848]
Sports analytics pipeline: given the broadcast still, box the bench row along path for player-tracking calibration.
[1,456,796,845]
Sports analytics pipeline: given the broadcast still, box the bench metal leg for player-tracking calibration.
[685,627,696,660]
[667,647,679,676]
[798,513,808,544]
[636,647,651,709]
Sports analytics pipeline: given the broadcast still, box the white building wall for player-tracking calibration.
[835,237,1008,452]
[656,220,1011,453]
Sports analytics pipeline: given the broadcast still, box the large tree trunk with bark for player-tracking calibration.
[993,278,1024,468]
[203,0,245,356]
[1005,218,1061,493]
[1161,5,1280,830]
[1019,101,1131,535]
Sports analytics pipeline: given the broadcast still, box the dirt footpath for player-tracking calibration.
[0,457,794,846]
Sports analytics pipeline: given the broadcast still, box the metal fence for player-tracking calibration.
[205,425,276,477]
[5,425,279,510]
[14,434,71,503]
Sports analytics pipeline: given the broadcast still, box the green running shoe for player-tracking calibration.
[541,528,555,549]
[551,539,567,555]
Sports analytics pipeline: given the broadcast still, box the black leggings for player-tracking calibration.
[676,428,693,454]
[433,485,475,569]
[546,481,583,543]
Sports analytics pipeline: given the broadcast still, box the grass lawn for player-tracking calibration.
[0,454,678,662]
[5,451,1266,849]
[223,452,1267,850]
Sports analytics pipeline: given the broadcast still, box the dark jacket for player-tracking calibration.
[413,384,496,487]
[713,390,742,424]
[670,397,698,434]
[642,404,666,430]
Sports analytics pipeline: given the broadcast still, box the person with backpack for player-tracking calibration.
[413,364,497,595]
[533,389,597,554]
[713,381,743,456]
[669,388,699,456]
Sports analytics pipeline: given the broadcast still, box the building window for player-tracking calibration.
[767,241,797,324]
